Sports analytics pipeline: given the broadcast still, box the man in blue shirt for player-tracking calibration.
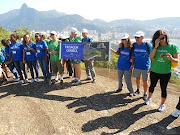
[82,29,96,83]
[131,31,152,100]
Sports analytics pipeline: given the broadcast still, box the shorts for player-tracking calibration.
[71,60,81,64]
[132,68,149,80]
[50,60,63,74]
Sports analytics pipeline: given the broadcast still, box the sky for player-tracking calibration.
[0,0,180,21]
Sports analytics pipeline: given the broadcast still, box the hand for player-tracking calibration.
[165,53,173,61]
[155,39,160,48]
[74,59,77,62]
[119,43,123,48]
[23,59,26,64]
[27,46,32,50]
[58,40,62,44]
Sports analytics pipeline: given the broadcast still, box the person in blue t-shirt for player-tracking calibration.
[0,47,8,84]
[131,31,152,100]
[111,34,135,96]
[6,34,28,84]
[23,34,39,83]
[1,39,19,81]
[81,28,96,83]
[35,32,50,84]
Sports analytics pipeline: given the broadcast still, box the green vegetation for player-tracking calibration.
[12,27,31,39]
[0,26,10,48]
[170,74,180,85]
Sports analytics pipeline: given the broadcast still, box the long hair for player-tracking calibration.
[151,30,169,47]
[121,37,132,50]
[22,34,32,45]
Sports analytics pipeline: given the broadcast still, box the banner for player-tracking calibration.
[60,42,111,61]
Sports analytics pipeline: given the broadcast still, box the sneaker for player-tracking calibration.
[14,78,20,82]
[24,79,29,83]
[143,93,148,100]
[115,89,122,93]
[31,79,35,83]
[19,80,24,84]
[47,79,52,85]
[129,93,134,97]
[71,78,78,83]
[60,80,63,85]
[92,79,96,83]
[171,109,180,118]
[158,104,166,112]
[145,98,152,105]
[135,89,140,94]
[35,78,39,82]
[55,76,59,82]
[73,81,82,86]
[85,76,91,80]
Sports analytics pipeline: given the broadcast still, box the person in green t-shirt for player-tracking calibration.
[48,31,63,85]
[145,30,179,112]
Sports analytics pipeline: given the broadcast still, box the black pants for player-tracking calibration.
[66,60,75,77]
[176,97,180,110]
[149,71,171,98]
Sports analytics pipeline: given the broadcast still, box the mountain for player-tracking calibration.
[0,3,180,36]
[0,3,107,32]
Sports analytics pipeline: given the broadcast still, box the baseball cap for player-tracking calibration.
[70,27,78,34]
[121,34,129,39]
[134,31,144,37]
[82,28,88,33]
[50,31,57,35]
[40,31,46,36]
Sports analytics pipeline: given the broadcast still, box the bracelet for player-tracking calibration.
[154,47,157,49]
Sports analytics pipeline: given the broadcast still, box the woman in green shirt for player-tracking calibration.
[145,30,179,112]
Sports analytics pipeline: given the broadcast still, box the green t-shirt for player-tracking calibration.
[65,36,81,42]
[151,43,179,74]
[74,36,81,42]
[48,40,59,61]
[44,39,50,45]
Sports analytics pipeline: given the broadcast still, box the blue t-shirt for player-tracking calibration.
[3,46,10,61]
[117,47,131,70]
[9,42,23,61]
[36,40,47,57]
[0,48,5,63]
[82,37,93,42]
[132,42,152,70]
[23,42,37,61]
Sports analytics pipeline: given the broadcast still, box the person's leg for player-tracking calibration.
[148,71,159,98]
[37,57,46,79]
[2,63,8,78]
[124,70,134,94]
[159,73,171,104]
[19,61,27,79]
[117,70,123,91]
[9,63,18,79]
[132,68,141,94]
[57,60,64,84]
[32,60,39,79]
[176,97,180,110]
[27,61,34,79]
[84,60,90,79]
[88,60,96,81]
[171,97,180,117]
[66,60,73,76]
[14,61,23,80]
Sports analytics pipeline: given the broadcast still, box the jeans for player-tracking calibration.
[84,60,96,80]
[27,60,39,79]
[37,57,51,79]
[14,61,27,80]
[8,62,18,79]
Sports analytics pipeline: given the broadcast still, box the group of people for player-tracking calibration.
[0,28,180,118]
[111,30,180,117]
[0,27,96,86]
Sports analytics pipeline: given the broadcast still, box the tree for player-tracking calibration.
[12,27,31,39]
[0,26,10,48]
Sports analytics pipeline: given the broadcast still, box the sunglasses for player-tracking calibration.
[35,35,39,38]
[159,36,165,40]
[135,37,140,39]
[50,34,55,36]
[122,39,127,40]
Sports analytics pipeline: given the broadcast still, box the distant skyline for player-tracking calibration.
[0,0,180,21]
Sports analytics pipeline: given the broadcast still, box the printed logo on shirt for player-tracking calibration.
[134,49,146,53]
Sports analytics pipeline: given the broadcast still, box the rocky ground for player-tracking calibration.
[0,67,180,135]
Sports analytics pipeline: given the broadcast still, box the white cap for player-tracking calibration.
[59,34,67,39]
[134,31,144,37]
[50,31,57,35]
[70,27,78,34]
[121,34,129,39]
[40,31,46,36]
[82,28,88,33]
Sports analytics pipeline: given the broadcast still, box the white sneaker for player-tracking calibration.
[158,104,166,112]
[31,79,35,83]
[19,80,24,84]
[145,98,152,105]
[24,79,29,83]
[14,78,20,82]
[171,109,180,118]
[35,78,39,82]
[55,76,59,82]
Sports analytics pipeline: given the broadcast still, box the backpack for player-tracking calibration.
[130,42,150,57]
[82,38,92,42]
